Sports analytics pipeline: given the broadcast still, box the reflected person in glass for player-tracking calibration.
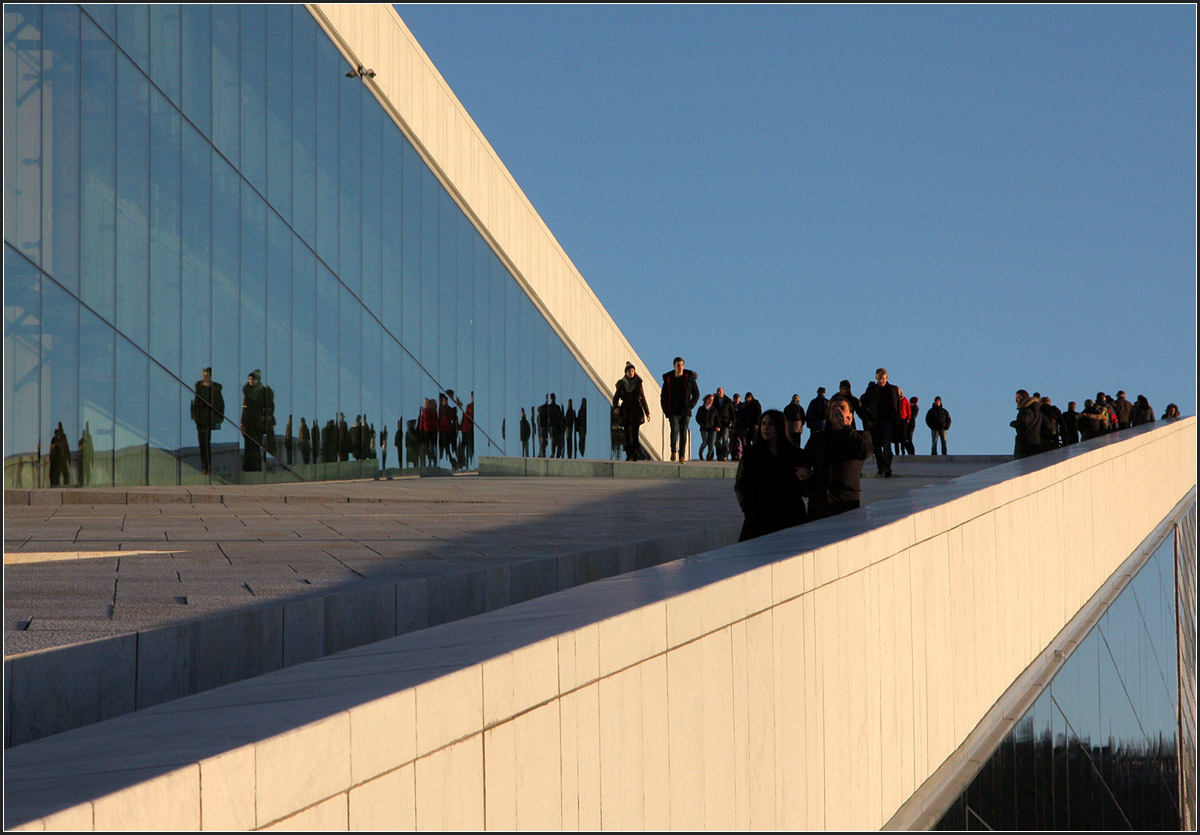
[191,367,225,476]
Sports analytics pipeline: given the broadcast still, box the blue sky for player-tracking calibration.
[396,4,1196,454]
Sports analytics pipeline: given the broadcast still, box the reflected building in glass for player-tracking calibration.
[4,4,664,488]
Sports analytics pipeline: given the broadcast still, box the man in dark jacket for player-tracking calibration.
[660,357,700,462]
[240,369,273,471]
[1039,396,1063,451]
[695,393,718,460]
[740,393,763,451]
[548,393,565,459]
[1011,390,1043,459]
[803,399,873,520]
[520,408,531,457]
[576,398,588,458]
[925,396,951,455]
[806,387,828,439]
[859,368,900,477]
[712,387,735,461]
[564,400,576,459]
[1062,402,1080,446]
[537,398,550,458]
[784,394,806,444]
[191,367,225,476]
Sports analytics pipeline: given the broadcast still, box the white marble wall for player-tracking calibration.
[5,418,1195,830]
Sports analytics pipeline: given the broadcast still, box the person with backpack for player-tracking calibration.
[1039,396,1063,451]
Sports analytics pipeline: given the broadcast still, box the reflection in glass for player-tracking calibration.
[934,526,1188,831]
[7,4,642,489]
[149,86,183,374]
[44,4,82,295]
[80,14,116,322]
[4,248,41,487]
[5,5,42,267]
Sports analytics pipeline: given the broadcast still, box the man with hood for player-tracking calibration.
[191,367,224,476]
[660,356,700,462]
[240,369,274,471]
[1011,389,1044,459]
[613,362,650,461]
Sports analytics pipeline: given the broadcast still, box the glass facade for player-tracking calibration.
[4,4,612,488]
[934,499,1197,830]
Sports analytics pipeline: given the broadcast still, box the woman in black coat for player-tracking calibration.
[612,362,650,461]
[734,409,808,542]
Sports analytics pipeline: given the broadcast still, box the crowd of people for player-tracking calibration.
[614,358,1187,545]
[520,395,590,460]
[1010,389,1177,459]
[188,367,479,476]
[612,360,955,542]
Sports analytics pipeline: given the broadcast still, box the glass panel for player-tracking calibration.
[291,238,316,450]
[113,339,148,486]
[266,209,292,464]
[239,181,267,406]
[79,304,114,486]
[4,247,41,487]
[264,3,291,222]
[148,360,181,485]
[314,35,338,270]
[149,86,182,376]
[456,210,474,439]
[360,92,382,315]
[180,5,211,142]
[210,150,240,464]
[339,282,362,456]
[314,263,339,459]
[210,4,239,168]
[339,68,361,297]
[115,52,150,349]
[489,255,507,456]
[79,5,114,40]
[79,14,115,322]
[147,4,181,108]
[180,121,212,387]
[238,4,265,194]
[419,165,439,381]
[437,190,456,390]
[381,336,401,471]
[289,5,315,245]
[4,5,42,267]
[400,141,421,358]
[41,278,79,488]
[361,314,382,470]
[43,4,81,295]
[471,238,490,459]
[114,5,148,73]
[379,127,401,336]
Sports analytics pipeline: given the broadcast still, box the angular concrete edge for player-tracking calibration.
[4,419,1192,830]
[3,520,742,749]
